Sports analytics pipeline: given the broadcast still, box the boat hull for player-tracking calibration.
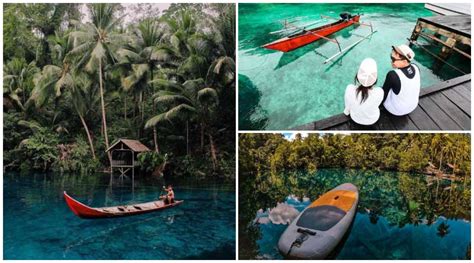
[278,183,359,259]
[64,191,183,219]
[263,16,360,52]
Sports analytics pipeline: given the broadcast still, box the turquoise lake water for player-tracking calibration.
[239,169,471,259]
[238,4,471,130]
[3,172,235,259]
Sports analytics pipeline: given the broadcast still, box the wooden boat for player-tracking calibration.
[63,191,183,219]
[278,183,359,259]
[263,15,361,52]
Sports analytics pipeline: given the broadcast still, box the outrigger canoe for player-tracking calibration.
[278,183,359,259]
[263,15,360,52]
[63,191,183,219]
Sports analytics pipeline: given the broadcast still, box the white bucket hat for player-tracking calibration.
[393,44,415,61]
[357,58,377,87]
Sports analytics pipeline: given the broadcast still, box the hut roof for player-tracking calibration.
[106,139,151,153]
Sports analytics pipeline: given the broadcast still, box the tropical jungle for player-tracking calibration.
[239,133,471,259]
[3,3,236,179]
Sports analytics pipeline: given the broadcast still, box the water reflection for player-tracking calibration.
[239,169,471,259]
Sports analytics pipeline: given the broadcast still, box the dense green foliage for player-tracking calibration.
[239,133,470,177]
[4,3,235,179]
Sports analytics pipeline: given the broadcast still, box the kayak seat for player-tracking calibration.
[296,205,346,231]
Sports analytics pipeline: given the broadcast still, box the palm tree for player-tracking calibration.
[117,18,168,152]
[3,58,39,111]
[145,78,219,168]
[69,3,125,163]
[206,4,235,87]
[162,9,213,81]
[29,32,97,159]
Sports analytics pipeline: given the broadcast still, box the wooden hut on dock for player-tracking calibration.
[106,139,151,180]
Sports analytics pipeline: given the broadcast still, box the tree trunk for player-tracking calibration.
[186,121,189,155]
[200,124,204,151]
[209,134,218,170]
[78,111,96,159]
[98,59,111,164]
[124,95,127,120]
[439,154,443,172]
[138,91,144,137]
[153,126,159,153]
[150,69,159,153]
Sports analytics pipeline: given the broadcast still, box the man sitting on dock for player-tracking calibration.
[382,44,421,116]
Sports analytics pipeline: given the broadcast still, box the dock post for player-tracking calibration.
[440,38,457,60]
[410,21,422,43]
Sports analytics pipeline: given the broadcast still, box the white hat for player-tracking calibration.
[393,44,415,61]
[357,58,377,87]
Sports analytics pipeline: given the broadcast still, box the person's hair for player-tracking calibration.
[354,74,377,104]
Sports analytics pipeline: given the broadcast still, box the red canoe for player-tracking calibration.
[64,191,183,219]
[263,15,360,52]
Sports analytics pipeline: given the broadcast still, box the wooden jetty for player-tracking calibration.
[424,3,471,16]
[292,74,471,130]
[410,15,471,61]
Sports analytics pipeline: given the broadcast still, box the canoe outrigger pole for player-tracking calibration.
[262,13,377,64]
[324,20,377,64]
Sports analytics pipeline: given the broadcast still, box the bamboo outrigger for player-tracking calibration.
[263,13,377,64]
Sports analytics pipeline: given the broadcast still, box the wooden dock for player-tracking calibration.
[424,3,471,16]
[292,74,471,130]
[410,15,471,60]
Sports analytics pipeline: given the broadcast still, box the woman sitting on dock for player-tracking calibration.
[344,58,384,128]
[382,44,421,115]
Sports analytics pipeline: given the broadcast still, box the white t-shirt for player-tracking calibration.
[344,84,384,125]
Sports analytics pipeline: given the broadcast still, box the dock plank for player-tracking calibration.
[441,88,471,117]
[419,15,471,38]
[333,123,350,130]
[376,111,396,130]
[453,82,471,101]
[418,97,462,130]
[390,114,419,130]
[429,92,470,130]
[407,106,440,130]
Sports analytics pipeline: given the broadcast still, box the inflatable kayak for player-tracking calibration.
[278,183,359,259]
[64,191,183,219]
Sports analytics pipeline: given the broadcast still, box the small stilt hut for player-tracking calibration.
[106,139,151,181]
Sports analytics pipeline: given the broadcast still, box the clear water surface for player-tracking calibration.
[239,169,471,259]
[4,172,236,260]
[238,4,471,129]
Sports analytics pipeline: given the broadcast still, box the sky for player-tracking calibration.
[283,133,309,140]
[282,132,351,140]
[79,3,171,25]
